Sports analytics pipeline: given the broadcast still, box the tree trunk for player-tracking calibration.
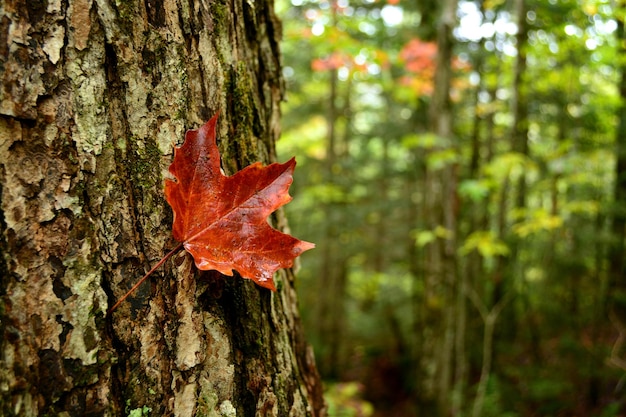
[315,43,342,379]
[0,1,325,416]
[609,4,626,377]
[419,0,458,414]
[610,4,626,319]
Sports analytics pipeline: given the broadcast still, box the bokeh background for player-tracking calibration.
[275,0,626,416]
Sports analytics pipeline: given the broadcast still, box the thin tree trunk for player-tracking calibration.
[0,1,325,416]
[406,100,428,412]
[317,62,341,379]
[509,0,544,364]
[610,4,626,320]
[511,0,529,203]
[467,288,510,417]
[420,0,458,414]
[457,9,501,411]
[491,0,530,366]
[609,3,626,380]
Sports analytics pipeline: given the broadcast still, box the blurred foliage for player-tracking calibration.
[324,382,374,417]
[276,0,626,415]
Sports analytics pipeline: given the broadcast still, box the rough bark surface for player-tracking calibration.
[0,0,325,416]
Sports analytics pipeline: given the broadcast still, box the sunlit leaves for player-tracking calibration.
[427,148,459,170]
[562,200,600,216]
[458,179,490,202]
[512,209,563,238]
[482,152,536,181]
[413,226,454,248]
[460,231,509,258]
[324,383,374,417]
[401,132,442,149]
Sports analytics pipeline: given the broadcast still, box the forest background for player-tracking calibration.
[275,0,626,416]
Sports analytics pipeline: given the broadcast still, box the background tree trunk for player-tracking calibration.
[0,1,325,416]
[609,3,626,379]
[418,0,458,414]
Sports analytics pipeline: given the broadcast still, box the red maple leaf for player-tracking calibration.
[109,113,313,312]
[165,113,314,288]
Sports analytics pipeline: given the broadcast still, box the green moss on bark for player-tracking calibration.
[128,138,163,190]
[224,62,259,169]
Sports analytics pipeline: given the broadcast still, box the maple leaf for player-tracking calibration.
[109,113,313,313]
[164,113,314,290]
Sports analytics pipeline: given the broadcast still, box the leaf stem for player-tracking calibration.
[108,242,185,314]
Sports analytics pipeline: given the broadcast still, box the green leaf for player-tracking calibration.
[414,230,436,247]
[512,210,563,238]
[458,179,490,202]
[427,148,458,170]
[413,226,453,247]
[401,133,440,150]
[460,231,509,258]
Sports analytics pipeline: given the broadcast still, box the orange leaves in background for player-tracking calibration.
[400,39,438,73]
[399,39,437,96]
[311,50,388,74]
[312,53,349,71]
[399,38,471,97]
[311,52,370,73]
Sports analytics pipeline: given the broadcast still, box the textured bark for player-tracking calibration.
[0,0,325,416]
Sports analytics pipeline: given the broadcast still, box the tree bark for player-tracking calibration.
[0,1,325,416]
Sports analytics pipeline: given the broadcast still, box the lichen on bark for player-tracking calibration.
[1,0,324,416]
